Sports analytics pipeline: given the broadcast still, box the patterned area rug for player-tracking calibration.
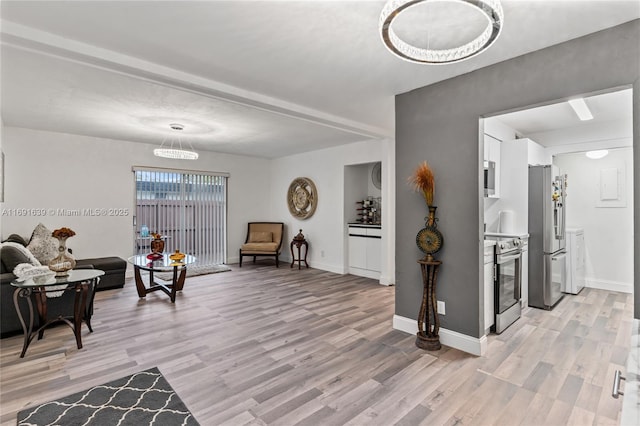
[17,368,199,426]
[155,263,231,281]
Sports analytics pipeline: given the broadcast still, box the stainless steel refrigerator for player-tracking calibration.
[528,165,567,309]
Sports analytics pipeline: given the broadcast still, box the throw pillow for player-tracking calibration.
[0,243,41,273]
[1,233,29,246]
[26,223,59,264]
[249,231,273,243]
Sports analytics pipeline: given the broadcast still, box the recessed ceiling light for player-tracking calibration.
[568,98,594,121]
[585,150,608,159]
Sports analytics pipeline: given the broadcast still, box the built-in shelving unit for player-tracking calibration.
[354,197,381,224]
[348,223,382,279]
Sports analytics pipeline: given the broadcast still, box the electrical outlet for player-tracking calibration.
[321,250,325,257]
[437,300,446,315]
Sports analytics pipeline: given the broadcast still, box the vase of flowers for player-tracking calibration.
[409,162,444,351]
[48,227,77,277]
[409,161,443,261]
[150,232,165,254]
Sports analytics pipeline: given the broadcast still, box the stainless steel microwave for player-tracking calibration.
[484,160,495,196]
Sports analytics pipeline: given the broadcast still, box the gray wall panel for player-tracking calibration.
[395,20,640,338]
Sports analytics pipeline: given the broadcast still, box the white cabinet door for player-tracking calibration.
[521,243,529,307]
[484,134,501,198]
[366,237,381,272]
[575,233,586,290]
[348,235,367,269]
[484,137,490,161]
[484,258,495,331]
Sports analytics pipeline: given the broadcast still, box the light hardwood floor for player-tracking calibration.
[0,265,632,425]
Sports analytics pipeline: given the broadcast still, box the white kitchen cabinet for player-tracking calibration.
[565,228,585,294]
[484,242,495,333]
[348,233,367,270]
[520,237,529,307]
[366,227,382,271]
[484,134,501,198]
[348,225,381,279]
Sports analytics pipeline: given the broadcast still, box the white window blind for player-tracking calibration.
[133,167,227,265]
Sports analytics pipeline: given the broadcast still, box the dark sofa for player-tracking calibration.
[1,235,127,338]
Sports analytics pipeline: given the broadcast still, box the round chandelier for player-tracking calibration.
[153,123,199,160]
[379,0,504,64]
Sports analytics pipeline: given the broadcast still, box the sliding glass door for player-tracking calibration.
[133,167,227,265]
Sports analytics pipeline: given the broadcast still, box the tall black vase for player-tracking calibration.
[416,205,443,262]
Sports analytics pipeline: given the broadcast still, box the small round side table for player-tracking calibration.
[290,229,309,269]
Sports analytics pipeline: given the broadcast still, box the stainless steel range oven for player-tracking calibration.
[492,238,523,334]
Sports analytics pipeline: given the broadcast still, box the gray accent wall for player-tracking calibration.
[395,20,640,338]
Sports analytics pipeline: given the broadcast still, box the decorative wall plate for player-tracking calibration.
[372,162,382,190]
[287,177,318,219]
[416,226,443,255]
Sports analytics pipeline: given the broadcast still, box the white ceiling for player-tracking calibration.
[495,88,634,147]
[1,1,639,158]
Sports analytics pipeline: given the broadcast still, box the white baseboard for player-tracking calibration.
[585,278,633,294]
[265,254,344,274]
[393,314,487,356]
[307,261,344,275]
[379,274,395,286]
[231,254,389,283]
[348,267,380,280]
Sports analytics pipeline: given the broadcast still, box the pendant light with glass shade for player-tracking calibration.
[153,123,199,160]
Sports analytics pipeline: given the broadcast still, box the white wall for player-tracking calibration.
[485,117,516,141]
[344,164,370,224]
[270,138,395,284]
[1,127,272,266]
[2,126,396,284]
[554,148,634,292]
[528,139,551,165]
[0,118,5,236]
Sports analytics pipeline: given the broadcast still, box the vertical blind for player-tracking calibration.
[133,167,228,265]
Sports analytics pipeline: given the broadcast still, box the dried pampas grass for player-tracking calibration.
[409,161,435,206]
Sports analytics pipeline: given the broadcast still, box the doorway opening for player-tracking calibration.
[344,162,384,282]
[480,87,634,335]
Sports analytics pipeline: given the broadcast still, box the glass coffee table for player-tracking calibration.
[128,253,196,303]
[11,269,105,358]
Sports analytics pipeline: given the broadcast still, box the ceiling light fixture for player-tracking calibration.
[379,0,504,64]
[153,123,199,160]
[585,150,608,159]
[568,98,594,121]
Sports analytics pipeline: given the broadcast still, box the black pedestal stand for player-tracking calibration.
[416,258,442,351]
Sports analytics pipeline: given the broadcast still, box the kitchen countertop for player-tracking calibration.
[621,319,640,425]
[348,223,381,228]
[484,240,496,248]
